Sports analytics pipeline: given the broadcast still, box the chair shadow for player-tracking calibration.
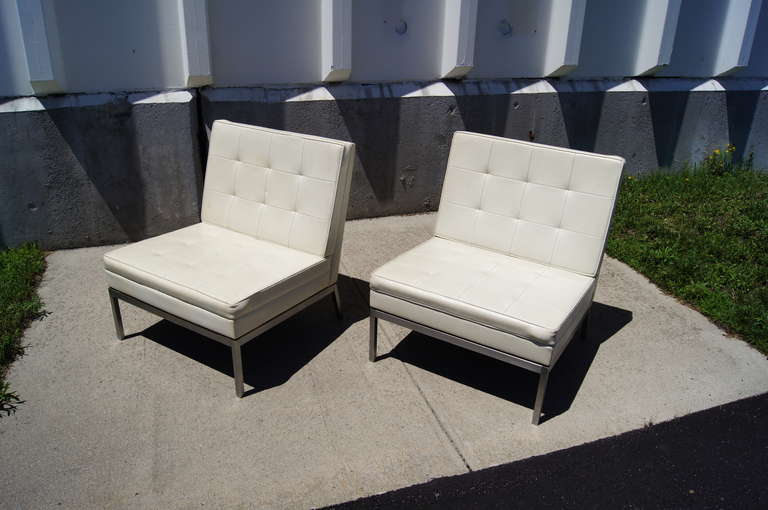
[137,274,370,395]
[381,301,633,423]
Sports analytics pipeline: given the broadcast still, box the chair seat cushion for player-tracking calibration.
[104,223,330,321]
[370,237,595,347]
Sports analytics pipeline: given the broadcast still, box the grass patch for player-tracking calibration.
[0,243,46,416]
[607,155,768,354]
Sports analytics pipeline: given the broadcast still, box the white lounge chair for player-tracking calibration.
[105,120,355,397]
[369,131,624,424]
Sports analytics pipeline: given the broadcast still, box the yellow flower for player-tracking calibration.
[727,144,735,152]
[714,149,721,154]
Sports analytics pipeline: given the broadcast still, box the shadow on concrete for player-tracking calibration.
[661,0,728,80]
[37,0,175,242]
[557,91,605,152]
[452,89,511,138]
[570,0,645,79]
[137,274,369,395]
[543,302,633,421]
[197,92,294,180]
[382,301,633,423]
[647,91,688,169]
[47,103,146,240]
[330,84,416,205]
[0,3,26,101]
[449,82,572,150]
[724,88,761,163]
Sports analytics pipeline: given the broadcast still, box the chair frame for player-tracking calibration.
[368,133,621,426]
[109,283,342,397]
[369,299,591,426]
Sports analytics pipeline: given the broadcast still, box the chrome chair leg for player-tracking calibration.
[581,304,592,340]
[369,315,378,362]
[332,285,343,319]
[109,292,125,340]
[231,342,244,398]
[532,368,549,425]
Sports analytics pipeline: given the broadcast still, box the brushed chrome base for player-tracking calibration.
[109,284,341,398]
[368,307,577,425]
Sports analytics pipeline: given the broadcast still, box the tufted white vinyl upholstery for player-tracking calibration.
[370,131,624,370]
[105,223,328,319]
[435,132,624,277]
[105,120,355,339]
[371,237,595,348]
[202,120,353,261]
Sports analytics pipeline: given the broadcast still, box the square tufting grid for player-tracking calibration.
[435,131,624,276]
[201,120,351,258]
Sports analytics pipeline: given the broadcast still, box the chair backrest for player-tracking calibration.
[435,131,624,277]
[202,120,355,270]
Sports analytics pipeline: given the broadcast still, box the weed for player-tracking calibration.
[608,150,767,354]
[0,243,46,415]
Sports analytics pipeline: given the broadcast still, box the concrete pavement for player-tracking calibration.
[328,393,768,509]
[2,213,767,509]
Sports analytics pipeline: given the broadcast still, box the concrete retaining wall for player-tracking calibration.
[201,79,768,220]
[1,79,766,249]
[0,91,203,249]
